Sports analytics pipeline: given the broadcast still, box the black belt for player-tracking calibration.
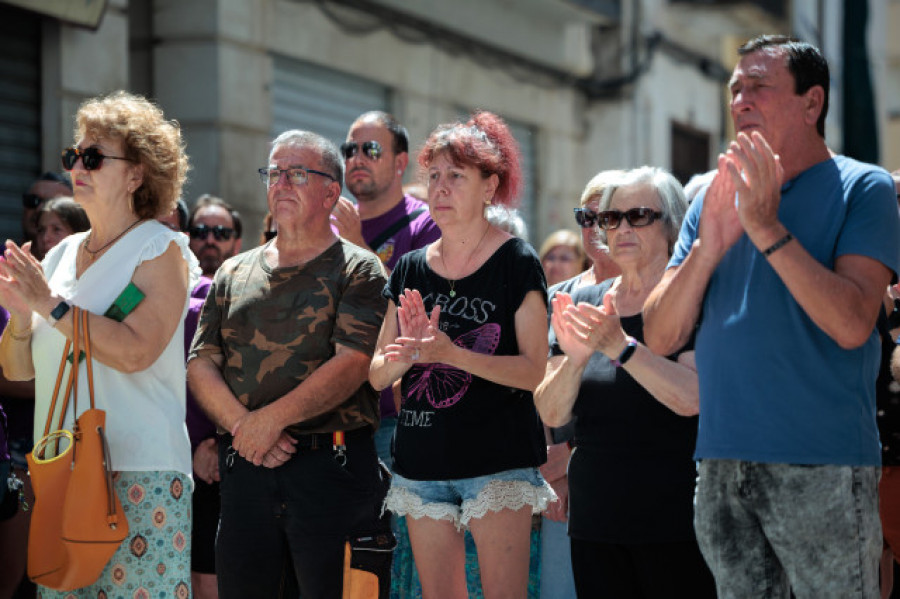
[221,426,371,451]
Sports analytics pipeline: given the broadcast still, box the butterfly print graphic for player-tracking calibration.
[406,323,501,409]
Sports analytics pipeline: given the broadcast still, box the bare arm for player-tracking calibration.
[0,239,188,374]
[730,132,889,349]
[369,301,409,391]
[643,155,740,356]
[226,344,372,464]
[0,314,36,381]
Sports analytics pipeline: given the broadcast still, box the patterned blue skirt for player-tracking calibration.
[37,470,192,599]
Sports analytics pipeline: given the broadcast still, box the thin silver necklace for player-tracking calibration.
[439,223,491,298]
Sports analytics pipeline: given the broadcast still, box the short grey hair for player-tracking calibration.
[596,166,687,253]
[579,169,627,208]
[268,130,344,191]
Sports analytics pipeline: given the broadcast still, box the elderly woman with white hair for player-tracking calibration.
[534,166,715,598]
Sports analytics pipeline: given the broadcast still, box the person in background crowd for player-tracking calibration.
[880,170,900,599]
[486,205,529,241]
[21,172,73,259]
[158,197,218,599]
[0,90,197,597]
[188,130,391,598]
[0,192,88,599]
[643,35,900,597]
[369,111,554,599]
[539,230,587,287]
[535,166,714,598]
[34,197,90,260]
[188,195,243,277]
[334,111,442,469]
[538,169,624,599]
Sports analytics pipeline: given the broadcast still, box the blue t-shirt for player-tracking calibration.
[669,156,900,466]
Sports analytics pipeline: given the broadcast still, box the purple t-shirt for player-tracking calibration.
[361,195,440,418]
[185,276,215,451]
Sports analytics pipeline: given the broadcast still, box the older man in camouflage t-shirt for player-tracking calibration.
[188,130,389,598]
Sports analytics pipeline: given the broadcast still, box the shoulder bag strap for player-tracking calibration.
[41,337,73,437]
[368,208,426,253]
[81,308,95,410]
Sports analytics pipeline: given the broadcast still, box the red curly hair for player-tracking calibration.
[417,111,522,208]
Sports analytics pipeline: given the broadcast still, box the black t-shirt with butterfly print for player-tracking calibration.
[384,237,548,480]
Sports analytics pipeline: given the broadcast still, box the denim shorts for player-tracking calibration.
[384,467,555,530]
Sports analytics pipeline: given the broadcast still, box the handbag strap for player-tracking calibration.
[81,307,96,410]
[41,337,73,438]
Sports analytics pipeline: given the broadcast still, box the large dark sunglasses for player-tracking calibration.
[189,224,235,241]
[339,140,382,161]
[596,207,664,231]
[61,146,133,171]
[22,193,44,208]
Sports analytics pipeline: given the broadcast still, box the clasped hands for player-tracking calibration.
[551,292,628,367]
[384,288,453,365]
[699,131,786,260]
[230,407,297,469]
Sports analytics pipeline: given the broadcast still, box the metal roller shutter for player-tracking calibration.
[271,56,389,155]
[0,6,41,243]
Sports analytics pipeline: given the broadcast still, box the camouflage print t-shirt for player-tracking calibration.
[188,239,388,435]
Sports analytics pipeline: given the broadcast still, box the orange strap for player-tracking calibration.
[39,306,98,437]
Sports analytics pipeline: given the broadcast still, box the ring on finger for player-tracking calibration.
[412,349,420,361]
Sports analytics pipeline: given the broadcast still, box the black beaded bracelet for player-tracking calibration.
[762,233,793,257]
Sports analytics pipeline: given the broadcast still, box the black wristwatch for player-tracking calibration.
[47,300,70,327]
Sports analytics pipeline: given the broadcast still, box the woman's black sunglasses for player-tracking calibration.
[339,140,383,161]
[61,147,133,171]
[574,207,663,231]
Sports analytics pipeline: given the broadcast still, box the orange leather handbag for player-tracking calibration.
[26,307,128,591]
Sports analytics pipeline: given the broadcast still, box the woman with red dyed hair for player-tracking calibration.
[370,111,554,598]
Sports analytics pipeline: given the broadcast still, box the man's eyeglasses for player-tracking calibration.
[339,141,383,161]
[189,224,235,241]
[575,207,663,230]
[258,167,336,187]
[61,146,133,171]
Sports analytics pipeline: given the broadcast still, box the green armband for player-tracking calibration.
[104,282,146,322]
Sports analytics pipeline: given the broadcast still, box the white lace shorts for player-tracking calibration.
[383,467,556,530]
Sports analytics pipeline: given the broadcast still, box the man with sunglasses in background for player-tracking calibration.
[644,35,900,597]
[188,194,243,277]
[334,111,440,472]
[21,172,73,259]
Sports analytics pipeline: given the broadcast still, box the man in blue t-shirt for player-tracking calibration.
[332,111,440,466]
[644,35,900,597]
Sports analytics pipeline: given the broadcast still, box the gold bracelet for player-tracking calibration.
[9,328,32,341]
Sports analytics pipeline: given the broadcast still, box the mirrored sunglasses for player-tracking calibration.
[258,167,336,187]
[339,140,382,161]
[189,224,235,241]
[596,207,664,231]
[61,146,133,171]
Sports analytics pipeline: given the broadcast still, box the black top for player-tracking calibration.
[551,279,699,543]
[386,238,548,480]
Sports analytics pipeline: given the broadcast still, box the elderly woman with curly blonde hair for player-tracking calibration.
[0,91,198,596]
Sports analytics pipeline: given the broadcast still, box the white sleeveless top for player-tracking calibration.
[31,221,199,479]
